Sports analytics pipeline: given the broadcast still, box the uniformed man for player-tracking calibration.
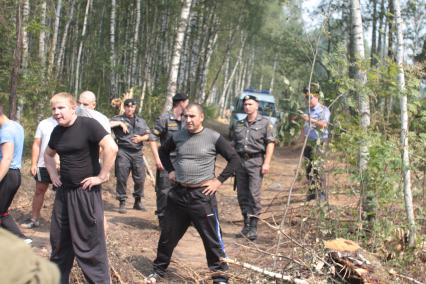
[147,103,240,284]
[110,98,151,213]
[302,83,330,201]
[232,95,276,241]
[149,93,189,226]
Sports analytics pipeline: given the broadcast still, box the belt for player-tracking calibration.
[238,152,263,160]
[177,182,207,189]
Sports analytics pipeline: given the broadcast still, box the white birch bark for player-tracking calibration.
[269,56,277,94]
[351,0,370,172]
[39,1,47,70]
[246,47,255,88]
[56,0,75,78]
[110,0,117,97]
[394,0,416,248]
[74,0,91,95]
[21,0,29,69]
[131,0,141,86]
[218,54,230,115]
[163,0,192,112]
[48,0,62,77]
[199,32,217,103]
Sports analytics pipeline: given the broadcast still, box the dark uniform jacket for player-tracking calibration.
[111,114,151,151]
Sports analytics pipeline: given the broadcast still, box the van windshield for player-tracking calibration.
[235,99,277,117]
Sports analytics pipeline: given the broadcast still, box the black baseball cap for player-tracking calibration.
[242,95,258,102]
[172,93,188,102]
[123,98,137,106]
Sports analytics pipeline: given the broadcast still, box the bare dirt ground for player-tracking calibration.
[9,119,425,283]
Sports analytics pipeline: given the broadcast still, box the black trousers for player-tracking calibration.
[115,149,146,201]
[153,185,228,281]
[303,141,327,191]
[155,169,172,220]
[50,186,110,284]
[0,169,25,239]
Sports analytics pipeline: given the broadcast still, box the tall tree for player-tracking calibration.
[48,0,62,77]
[9,1,23,120]
[56,0,75,79]
[74,0,91,95]
[110,0,117,98]
[163,0,192,112]
[394,0,416,248]
[131,0,141,86]
[350,0,371,219]
[21,0,29,69]
[39,0,47,70]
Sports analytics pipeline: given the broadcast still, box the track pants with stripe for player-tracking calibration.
[153,185,228,280]
[50,186,110,284]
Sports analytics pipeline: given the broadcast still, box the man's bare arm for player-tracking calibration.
[44,146,61,187]
[30,138,41,176]
[0,142,14,182]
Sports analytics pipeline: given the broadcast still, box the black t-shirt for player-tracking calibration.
[48,116,108,188]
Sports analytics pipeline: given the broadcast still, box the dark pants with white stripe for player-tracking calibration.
[0,169,26,239]
[50,186,110,284]
[153,185,228,281]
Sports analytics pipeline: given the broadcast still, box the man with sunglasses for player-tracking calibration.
[302,83,330,201]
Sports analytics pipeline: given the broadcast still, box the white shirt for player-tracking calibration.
[35,116,58,168]
[76,106,111,134]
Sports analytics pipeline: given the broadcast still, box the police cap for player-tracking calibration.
[172,93,188,102]
[123,98,137,106]
[242,95,258,102]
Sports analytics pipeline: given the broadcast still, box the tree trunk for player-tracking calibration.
[39,1,47,70]
[9,1,23,120]
[370,0,377,66]
[198,32,217,103]
[269,56,277,94]
[110,0,117,98]
[377,0,385,60]
[21,0,29,69]
[163,0,192,112]
[74,0,91,96]
[387,0,395,59]
[351,0,371,219]
[393,0,416,248]
[48,0,62,77]
[56,0,75,78]
[131,0,141,86]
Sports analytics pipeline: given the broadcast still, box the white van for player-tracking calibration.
[229,90,279,137]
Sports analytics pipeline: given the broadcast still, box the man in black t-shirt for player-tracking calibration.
[44,92,118,284]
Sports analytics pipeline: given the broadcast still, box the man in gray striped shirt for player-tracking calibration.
[147,103,240,284]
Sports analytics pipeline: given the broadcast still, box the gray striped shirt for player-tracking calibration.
[159,128,239,185]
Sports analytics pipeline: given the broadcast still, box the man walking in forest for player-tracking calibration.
[111,98,151,213]
[45,92,117,284]
[232,95,276,241]
[0,104,31,243]
[149,93,189,227]
[147,103,239,284]
[302,83,330,201]
[21,115,58,229]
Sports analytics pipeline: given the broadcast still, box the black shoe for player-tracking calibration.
[133,198,146,211]
[246,218,258,241]
[118,200,127,214]
[146,272,162,283]
[236,214,250,238]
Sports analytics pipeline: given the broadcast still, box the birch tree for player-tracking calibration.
[21,0,29,69]
[163,0,192,112]
[110,0,117,97]
[350,0,372,219]
[74,0,91,95]
[9,1,23,120]
[48,0,62,77]
[131,0,141,86]
[393,0,416,248]
[56,0,75,78]
[39,1,47,70]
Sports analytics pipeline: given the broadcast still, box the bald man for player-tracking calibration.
[77,90,111,133]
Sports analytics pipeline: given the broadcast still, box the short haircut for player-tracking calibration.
[186,103,204,115]
[79,90,96,103]
[51,92,76,106]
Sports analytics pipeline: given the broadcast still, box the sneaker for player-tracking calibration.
[21,219,40,229]
[145,272,162,283]
[24,238,33,245]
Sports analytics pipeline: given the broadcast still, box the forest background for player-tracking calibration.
[1,0,426,281]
